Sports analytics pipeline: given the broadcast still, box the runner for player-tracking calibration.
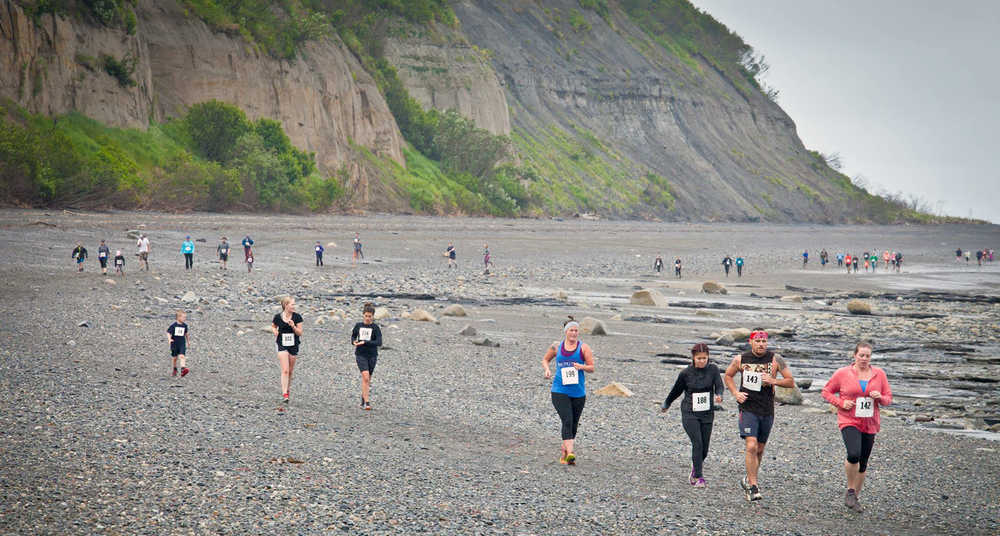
[736,256,745,277]
[852,255,860,274]
[653,255,664,274]
[837,252,844,267]
[242,235,255,273]
[661,343,724,487]
[352,233,363,264]
[166,310,190,377]
[723,329,795,501]
[976,249,984,266]
[964,250,971,263]
[71,243,87,272]
[445,242,457,268]
[217,237,230,270]
[181,236,194,270]
[351,303,383,410]
[844,254,852,274]
[97,240,110,274]
[862,251,870,273]
[894,251,903,272]
[315,241,324,267]
[820,249,829,268]
[542,317,595,465]
[483,243,493,274]
[113,250,126,277]
[137,233,150,271]
[955,248,963,262]
[882,249,891,271]
[271,296,303,403]
[802,250,809,268]
[870,252,878,271]
[722,255,732,277]
[674,258,682,279]
[821,341,893,512]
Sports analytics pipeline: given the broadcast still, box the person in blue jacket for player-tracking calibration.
[181,236,195,270]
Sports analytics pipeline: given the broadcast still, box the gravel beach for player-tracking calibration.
[1,209,998,535]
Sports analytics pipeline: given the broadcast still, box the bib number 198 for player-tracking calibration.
[560,366,579,385]
[855,397,874,418]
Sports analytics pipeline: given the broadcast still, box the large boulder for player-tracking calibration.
[780,295,803,303]
[702,281,727,295]
[409,309,437,323]
[730,328,752,342]
[774,385,804,405]
[630,288,668,307]
[373,307,390,320]
[442,304,467,317]
[181,291,197,303]
[580,317,608,336]
[458,324,477,336]
[846,299,872,315]
[554,289,569,301]
[595,382,634,397]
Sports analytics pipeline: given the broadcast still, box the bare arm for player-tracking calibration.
[723,355,746,403]
[542,344,557,379]
[766,355,795,388]
[293,320,303,336]
[271,323,279,337]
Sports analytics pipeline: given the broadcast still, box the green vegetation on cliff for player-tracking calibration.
[0,100,341,212]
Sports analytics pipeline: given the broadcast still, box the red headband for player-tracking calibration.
[750,331,768,341]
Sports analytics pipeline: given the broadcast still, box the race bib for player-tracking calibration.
[742,371,762,392]
[115,259,123,265]
[358,327,373,341]
[100,252,107,258]
[281,333,295,347]
[247,257,253,263]
[560,365,579,385]
[854,397,874,418]
[221,248,228,254]
[316,246,321,252]
[692,392,711,412]
[174,326,185,337]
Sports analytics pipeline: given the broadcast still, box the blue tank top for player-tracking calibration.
[859,379,868,392]
[551,341,586,397]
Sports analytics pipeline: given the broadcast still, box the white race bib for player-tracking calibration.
[316,246,321,252]
[174,326,185,337]
[854,397,874,418]
[560,365,579,385]
[692,392,711,412]
[100,252,107,258]
[281,333,295,347]
[358,327,373,341]
[742,371,762,392]
[247,257,253,263]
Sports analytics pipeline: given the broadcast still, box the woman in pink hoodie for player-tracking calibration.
[822,341,893,512]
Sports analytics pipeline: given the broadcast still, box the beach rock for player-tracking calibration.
[217,298,228,305]
[77,321,89,327]
[442,304,467,317]
[181,291,198,303]
[126,229,141,239]
[458,324,477,336]
[374,307,390,320]
[154,297,168,304]
[104,278,116,285]
[774,385,803,405]
[314,316,327,325]
[595,382,634,397]
[847,299,872,315]
[796,379,813,390]
[780,295,803,303]
[554,290,569,301]
[580,317,608,336]
[696,310,715,317]
[630,288,668,307]
[471,337,500,347]
[609,313,622,321]
[715,333,735,345]
[730,328,752,342]
[409,309,437,323]
[701,281,727,294]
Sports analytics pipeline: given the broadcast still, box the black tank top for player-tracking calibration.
[739,350,775,416]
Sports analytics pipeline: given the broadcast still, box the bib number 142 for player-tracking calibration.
[854,397,874,418]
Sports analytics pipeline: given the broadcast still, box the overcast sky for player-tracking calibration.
[691,0,1000,223]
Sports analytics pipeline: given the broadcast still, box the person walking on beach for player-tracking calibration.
[976,249,983,266]
[351,303,382,410]
[217,237,230,270]
[242,235,254,273]
[844,254,852,274]
[71,243,88,272]
[955,248,963,262]
[820,249,829,268]
[272,296,303,403]
[869,252,878,271]
[445,242,457,268]
[723,329,795,502]
[166,310,190,377]
[852,255,860,273]
[353,233,364,264]
[894,251,903,272]
[181,236,195,270]
[964,250,971,263]
[883,250,890,271]
[315,241,324,267]
[137,234,150,271]
[661,343,724,487]
[653,255,664,274]
[836,252,844,267]
[542,316,595,465]
[802,250,809,268]
[821,341,892,512]
[483,243,493,274]
[97,240,110,275]
[736,256,745,277]
[722,255,733,277]
[674,258,682,278]
[113,250,125,277]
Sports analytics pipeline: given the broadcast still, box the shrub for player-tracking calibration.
[184,100,251,163]
[100,53,136,87]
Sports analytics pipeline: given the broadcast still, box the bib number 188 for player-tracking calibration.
[692,392,710,412]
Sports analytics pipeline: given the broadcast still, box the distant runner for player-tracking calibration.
[353,233,363,264]
[822,341,893,512]
[653,255,664,274]
[242,235,254,273]
[71,243,87,272]
[272,296,303,403]
[542,317,595,466]
[351,303,383,410]
[674,258,682,279]
[445,242,457,268]
[736,256,745,277]
[166,310,190,377]
[181,236,194,270]
[661,343,724,487]
[802,250,809,268]
[315,241,324,267]
[483,243,493,273]
[722,255,733,277]
[97,240,110,275]
[217,237,230,270]
[113,250,125,277]
[137,234,150,271]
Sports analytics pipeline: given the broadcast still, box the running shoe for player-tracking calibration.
[559,454,569,465]
[282,392,289,403]
[172,368,178,377]
[364,402,372,411]
[694,478,706,488]
[845,489,862,512]
[740,475,750,492]
[180,368,189,377]
[690,466,697,485]
[565,453,576,465]
[749,485,762,501]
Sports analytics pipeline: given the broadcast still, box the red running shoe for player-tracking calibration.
[181,368,190,377]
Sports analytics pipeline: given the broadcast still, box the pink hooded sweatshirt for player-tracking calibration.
[821,365,893,434]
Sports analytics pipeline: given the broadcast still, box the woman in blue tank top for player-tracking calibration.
[542,316,596,465]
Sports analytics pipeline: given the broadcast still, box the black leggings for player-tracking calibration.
[682,415,713,478]
[551,393,586,440]
[184,253,193,269]
[841,426,876,473]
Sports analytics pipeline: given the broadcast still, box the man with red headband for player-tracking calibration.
[723,328,795,502]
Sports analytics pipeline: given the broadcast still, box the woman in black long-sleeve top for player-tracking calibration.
[661,343,724,487]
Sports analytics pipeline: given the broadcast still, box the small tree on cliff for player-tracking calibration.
[185,100,251,163]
